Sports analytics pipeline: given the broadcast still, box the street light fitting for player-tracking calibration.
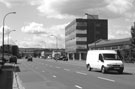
[2,11,16,64]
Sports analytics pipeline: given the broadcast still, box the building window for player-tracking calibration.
[77,22,87,26]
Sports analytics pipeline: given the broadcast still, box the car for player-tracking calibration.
[58,55,68,61]
[9,55,17,64]
[27,56,33,62]
[62,56,68,61]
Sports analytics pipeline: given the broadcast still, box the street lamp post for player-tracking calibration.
[2,12,16,63]
[8,30,16,53]
[8,30,16,45]
[50,35,58,50]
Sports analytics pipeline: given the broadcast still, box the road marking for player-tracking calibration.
[64,69,70,71]
[56,66,61,69]
[53,75,56,78]
[75,85,82,89]
[76,71,87,75]
[98,77,115,82]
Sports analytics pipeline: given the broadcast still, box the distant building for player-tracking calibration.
[65,15,108,60]
[88,38,131,50]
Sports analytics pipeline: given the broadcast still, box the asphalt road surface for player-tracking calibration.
[17,58,135,89]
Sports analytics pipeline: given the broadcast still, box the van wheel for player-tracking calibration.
[87,64,92,71]
[101,66,106,73]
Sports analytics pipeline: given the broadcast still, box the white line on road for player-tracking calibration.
[76,71,87,75]
[56,66,61,69]
[64,69,70,71]
[53,75,56,78]
[98,77,115,82]
[75,85,82,89]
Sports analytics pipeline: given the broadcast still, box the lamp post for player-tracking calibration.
[41,41,46,49]
[7,30,16,54]
[8,30,16,45]
[50,35,58,50]
[2,12,16,62]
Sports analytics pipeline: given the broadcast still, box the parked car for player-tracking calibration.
[9,55,17,64]
[58,55,68,61]
[27,56,33,62]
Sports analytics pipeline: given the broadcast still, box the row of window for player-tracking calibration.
[89,45,129,50]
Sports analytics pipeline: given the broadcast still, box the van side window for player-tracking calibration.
[99,54,104,62]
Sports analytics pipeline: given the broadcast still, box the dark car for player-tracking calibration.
[62,56,68,61]
[27,56,33,62]
[58,55,68,61]
[9,56,17,64]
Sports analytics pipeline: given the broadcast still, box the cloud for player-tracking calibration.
[0,0,11,7]
[21,22,47,34]
[20,22,67,48]
[105,0,133,14]
[0,0,28,7]
[29,0,106,19]
[108,25,131,39]
[29,0,135,19]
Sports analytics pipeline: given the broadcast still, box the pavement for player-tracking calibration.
[12,59,135,89]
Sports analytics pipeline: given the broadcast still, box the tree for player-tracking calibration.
[131,24,135,47]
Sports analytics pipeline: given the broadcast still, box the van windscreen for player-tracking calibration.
[103,54,120,60]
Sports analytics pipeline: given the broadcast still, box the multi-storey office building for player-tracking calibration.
[65,17,108,60]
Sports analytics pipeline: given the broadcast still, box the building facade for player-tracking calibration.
[65,17,108,60]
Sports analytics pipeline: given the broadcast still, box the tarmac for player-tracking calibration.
[12,59,135,89]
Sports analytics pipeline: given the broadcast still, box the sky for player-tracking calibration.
[0,0,135,48]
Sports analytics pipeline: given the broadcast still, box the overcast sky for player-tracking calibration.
[0,0,135,48]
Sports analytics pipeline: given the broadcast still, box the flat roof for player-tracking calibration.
[88,38,131,47]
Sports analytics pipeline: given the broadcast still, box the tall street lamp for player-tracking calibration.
[50,35,58,50]
[8,30,16,45]
[2,12,16,63]
[8,30,16,54]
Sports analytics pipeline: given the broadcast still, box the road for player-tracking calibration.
[17,58,135,89]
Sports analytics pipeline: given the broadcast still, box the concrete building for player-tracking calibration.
[65,16,108,60]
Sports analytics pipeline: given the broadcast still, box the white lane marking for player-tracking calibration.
[76,71,87,75]
[56,66,61,69]
[75,85,82,89]
[53,75,56,78]
[98,77,115,82]
[64,69,70,71]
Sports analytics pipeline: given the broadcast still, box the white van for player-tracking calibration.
[86,50,124,74]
